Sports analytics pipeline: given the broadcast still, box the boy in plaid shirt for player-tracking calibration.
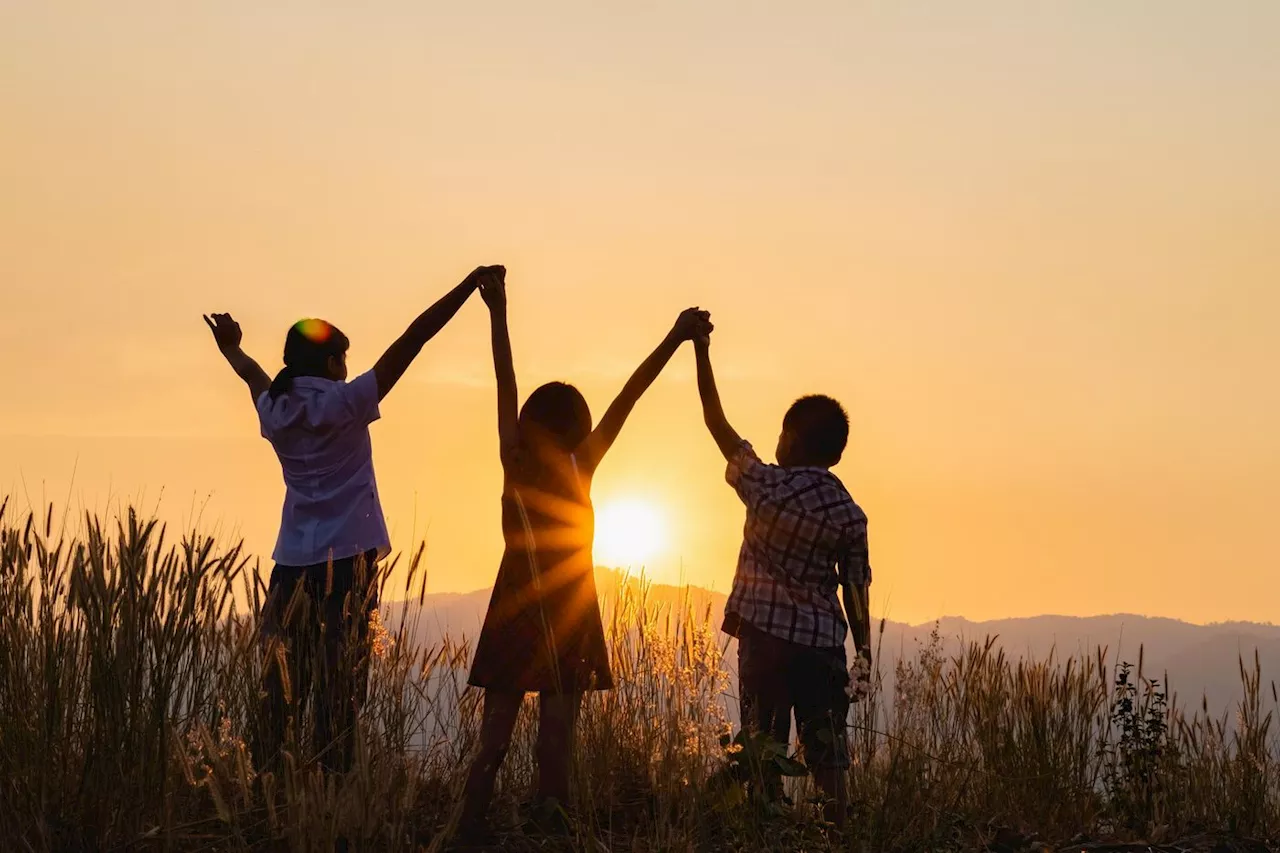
[693,328,871,826]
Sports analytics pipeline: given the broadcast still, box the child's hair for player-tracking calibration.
[269,318,350,399]
[519,382,593,454]
[783,395,850,466]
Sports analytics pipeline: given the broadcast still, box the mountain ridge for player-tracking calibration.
[383,571,1280,720]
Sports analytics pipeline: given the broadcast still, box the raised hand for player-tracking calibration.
[478,267,507,310]
[203,313,270,401]
[670,307,713,343]
[694,313,714,347]
[465,264,505,292]
[203,313,243,351]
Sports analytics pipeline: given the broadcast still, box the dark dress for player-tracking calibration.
[468,446,614,694]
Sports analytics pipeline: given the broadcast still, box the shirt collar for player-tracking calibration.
[291,376,343,389]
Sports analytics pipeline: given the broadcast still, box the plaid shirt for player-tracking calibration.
[722,442,870,649]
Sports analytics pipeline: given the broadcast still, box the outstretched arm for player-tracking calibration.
[372,265,499,400]
[479,273,520,465]
[693,335,743,461]
[576,307,710,471]
[204,313,271,403]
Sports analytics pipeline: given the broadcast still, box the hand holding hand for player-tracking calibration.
[464,264,505,292]
[203,313,243,352]
[694,315,713,350]
[478,267,507,311]
[671,307,713,343]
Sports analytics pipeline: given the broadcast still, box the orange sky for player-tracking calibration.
[2,3,1278,624]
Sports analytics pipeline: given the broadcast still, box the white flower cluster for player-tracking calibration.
[846,653,872,702]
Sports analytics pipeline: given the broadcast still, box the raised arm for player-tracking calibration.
[372,265,499,400]
[204,313,271,403]
[693,334,744,461]
[576,307,710,471]
[478,273,520,465]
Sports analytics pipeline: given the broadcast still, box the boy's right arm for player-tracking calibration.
[203,313,271,403]
[694,335,744,461]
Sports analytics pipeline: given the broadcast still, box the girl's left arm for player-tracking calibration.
[576,307,711,472]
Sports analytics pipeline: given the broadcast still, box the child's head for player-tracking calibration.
[520,382,593,454]
[777,395,849,468]
[269,319,350,398]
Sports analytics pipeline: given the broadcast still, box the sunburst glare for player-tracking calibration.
[594,498,668,570]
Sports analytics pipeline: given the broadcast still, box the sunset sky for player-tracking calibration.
[2,2,1277,625]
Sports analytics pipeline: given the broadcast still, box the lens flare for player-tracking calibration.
[294,318,333,343]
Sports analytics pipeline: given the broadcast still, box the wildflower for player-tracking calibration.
[847,653,872,702]
[369,608,395,659]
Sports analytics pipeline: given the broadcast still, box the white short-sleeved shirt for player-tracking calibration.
[256,370,391,567]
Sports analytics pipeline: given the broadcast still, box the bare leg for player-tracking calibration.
[460,690,524,832]
[536,691,582,807]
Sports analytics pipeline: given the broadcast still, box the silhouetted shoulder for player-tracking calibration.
[726,441,788,501]
[499,433,533,481]
[821,472,866,524]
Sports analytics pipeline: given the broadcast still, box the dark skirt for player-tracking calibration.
[470,443,613,694]
[468,545,613,694]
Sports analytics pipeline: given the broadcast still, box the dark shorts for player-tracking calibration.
[737,621,851,770]
[262,549,381,638]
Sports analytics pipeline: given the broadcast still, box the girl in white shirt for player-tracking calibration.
[205,264,502,772]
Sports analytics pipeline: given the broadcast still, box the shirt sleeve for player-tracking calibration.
[725,441,779,506]
[255,390,274,439]
[837,507,872,588]
[341,370,382,426]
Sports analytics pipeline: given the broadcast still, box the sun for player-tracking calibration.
[593,498,668,570]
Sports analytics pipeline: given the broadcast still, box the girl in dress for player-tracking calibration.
[460,271,710,831]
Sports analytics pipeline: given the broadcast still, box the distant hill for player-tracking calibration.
[897,613,1280,718]
[385,571,1280,721]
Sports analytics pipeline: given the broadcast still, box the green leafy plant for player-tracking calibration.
[1105,660,1172,830]
[707,728,809,816]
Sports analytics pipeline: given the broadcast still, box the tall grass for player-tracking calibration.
[1,500,1278,851]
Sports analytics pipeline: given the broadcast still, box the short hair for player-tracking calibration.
[519,382,593,453]
[783,395,849,466]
